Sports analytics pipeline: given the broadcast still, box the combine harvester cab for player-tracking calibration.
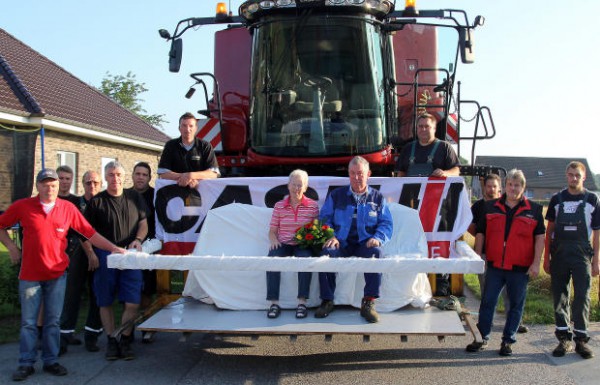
[124,0,502,344]
[160,0,497,176]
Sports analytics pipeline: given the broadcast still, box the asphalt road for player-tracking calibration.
[1,291,598,385]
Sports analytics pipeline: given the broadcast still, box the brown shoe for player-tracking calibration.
[360,298,379,323]
[314,300,334,318]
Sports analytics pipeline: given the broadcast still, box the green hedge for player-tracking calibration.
[0,250,19,310]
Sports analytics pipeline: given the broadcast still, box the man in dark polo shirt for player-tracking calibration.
[157,112,220,187]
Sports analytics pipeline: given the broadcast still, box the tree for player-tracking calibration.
[99,71,167,128]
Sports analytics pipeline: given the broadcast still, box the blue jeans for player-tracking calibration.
[477,266,529,344]
[266,244,313,301]
[319,243,383,301]
[18,273,67,366]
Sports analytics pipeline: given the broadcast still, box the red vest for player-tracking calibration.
[485,198,540,270]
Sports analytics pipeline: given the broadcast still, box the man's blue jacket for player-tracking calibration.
[320,186,393,249]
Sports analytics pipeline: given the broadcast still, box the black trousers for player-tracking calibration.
[60,245,102,335]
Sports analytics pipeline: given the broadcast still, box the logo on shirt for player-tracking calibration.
[562,201,583,214]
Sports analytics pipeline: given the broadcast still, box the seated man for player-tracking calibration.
[315,156,393,323]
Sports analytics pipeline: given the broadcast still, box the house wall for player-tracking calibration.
[0,134,13,209]
[0,128,165,211]
[31,130,162,197]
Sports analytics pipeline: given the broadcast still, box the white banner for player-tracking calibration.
[154,176,471,258]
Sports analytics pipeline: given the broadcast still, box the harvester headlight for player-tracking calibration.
[248,2,260,12]
[276,0,294,5]
[347,0,366,4]
[259,0,276,8]
[328,0,346,4]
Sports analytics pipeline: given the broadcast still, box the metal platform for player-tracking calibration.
[138,299,466,336]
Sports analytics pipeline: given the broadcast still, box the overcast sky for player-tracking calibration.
[2,0,599,175]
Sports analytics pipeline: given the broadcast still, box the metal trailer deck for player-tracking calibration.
[138,298,480,343]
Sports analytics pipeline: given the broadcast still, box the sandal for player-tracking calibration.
[295,304,308,319]
[267,304,281,319]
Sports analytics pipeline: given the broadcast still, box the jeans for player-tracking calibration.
[477,266,529,344]
[319,243,382,301]
[18,273,67,366]
[266,244,313,301]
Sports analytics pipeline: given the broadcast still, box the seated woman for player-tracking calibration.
[266,169,319,319]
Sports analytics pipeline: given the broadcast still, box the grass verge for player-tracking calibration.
[464,272,600,324]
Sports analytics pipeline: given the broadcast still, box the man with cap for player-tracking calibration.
[0,169,126,382]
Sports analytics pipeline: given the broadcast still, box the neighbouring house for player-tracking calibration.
[0,28,171,210]
[472,156,598,200]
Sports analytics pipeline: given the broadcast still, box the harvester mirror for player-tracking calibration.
[459,28,475,64]
[158,29,171,39]
[474,15,485,27]
[169,38,183,73]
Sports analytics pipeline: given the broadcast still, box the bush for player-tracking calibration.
[0,253,19,309]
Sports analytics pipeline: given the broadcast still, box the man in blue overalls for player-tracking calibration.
[394,113,460,178]
[315,156,393,323]
[544,161,600,359]
[395,113,460,296]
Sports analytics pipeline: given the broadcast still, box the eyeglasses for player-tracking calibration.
[84,181,101,186]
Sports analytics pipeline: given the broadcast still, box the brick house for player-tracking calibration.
[0,28,171,210]
[472,156,598,200]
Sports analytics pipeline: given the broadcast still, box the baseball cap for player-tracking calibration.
[36,168,59,183]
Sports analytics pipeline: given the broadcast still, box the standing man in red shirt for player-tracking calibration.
[0,169,125,382]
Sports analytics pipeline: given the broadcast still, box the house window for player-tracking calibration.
[56,151,77,194]
[101,157,116,189]
[524,189,534,199]
[537,170,544,177]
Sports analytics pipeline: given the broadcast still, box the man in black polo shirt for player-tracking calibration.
[157,112,220,187]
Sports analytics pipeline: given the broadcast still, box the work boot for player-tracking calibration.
[575,337,594,359]
[85,332,100,352]
[42,363,68,376]
[63,333,82,345]
[12,366,34,381]
[105,337,120,361]
[119,336,135,361]
[314,300,335,319]
[517,325,529,334]
[499,342,513,356]
[466,340,488,352]
[360,297,380,323]
[552,339,573,357]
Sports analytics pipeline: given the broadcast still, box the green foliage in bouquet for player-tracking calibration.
[295,219,335,251]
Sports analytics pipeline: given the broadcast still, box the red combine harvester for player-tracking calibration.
[159,0,498,177]
[121,1,501,344]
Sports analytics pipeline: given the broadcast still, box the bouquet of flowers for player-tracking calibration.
[295,219,335,251]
